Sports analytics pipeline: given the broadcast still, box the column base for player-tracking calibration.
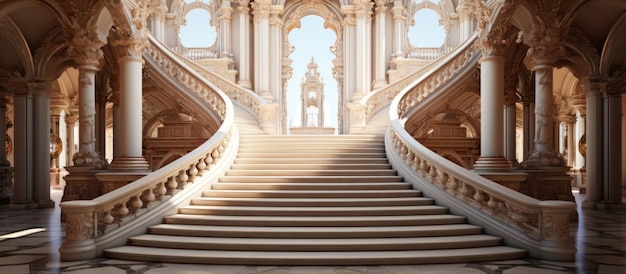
[372,79,387,90]
[473,156,516,172]
[260,91,273,101]
[238,80,252,89]
[109,156,150,172]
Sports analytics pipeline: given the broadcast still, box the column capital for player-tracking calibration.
[606,72,626,96]
[391,5,404,20]
[237,0,250,13]
[354,0,374,19]
[149,0,167,20]
[110,25,148,59]
[342,8,356,27]
[64,114,78,125]
[375,0,387,14]
[583,77,606,96]
[526,26,566,69]
[251,0,271,21]
[30,80,52,97]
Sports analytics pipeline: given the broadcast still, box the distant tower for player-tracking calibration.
[290,57,335,134]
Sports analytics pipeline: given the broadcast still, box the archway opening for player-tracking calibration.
[408,8,445,48]
[179,8,217,48]
[287,15,338,134]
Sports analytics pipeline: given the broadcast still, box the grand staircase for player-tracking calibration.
[104,134,526,265]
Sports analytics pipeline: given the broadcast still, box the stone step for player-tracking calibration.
[177,205,449,216]
[201,189,421,198]
[236,152,387,158]
[223,169,397,177]
[233,158,390,165]
[189,197,432,207]
[229,163,392,170]
[237,147,386,153]
[163,214,467,227]
[127,234,504,251]
[147,223,484,238]
[104,246,526,265]
[210,182,411,191]
[218,175,404,183]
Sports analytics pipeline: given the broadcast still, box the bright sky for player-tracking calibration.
[178,1,445,132]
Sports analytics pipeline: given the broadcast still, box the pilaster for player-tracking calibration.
[390,1,405,60]
[32,81,54,208]
[252,0,271,99]
[372,0,387,89]
[237,0,252,88]
[353,0,373,100]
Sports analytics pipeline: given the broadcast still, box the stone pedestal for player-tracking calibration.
[95,172,149,194]
[477,172,529,193]
[50,167,62,190]
[524,167,575,202]
[62,166,107,202]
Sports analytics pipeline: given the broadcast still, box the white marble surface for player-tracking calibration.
[0,189,624,273]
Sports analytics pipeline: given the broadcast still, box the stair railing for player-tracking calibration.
[59,35,238,261]
[361,34,477,122]
[385,39,577,263]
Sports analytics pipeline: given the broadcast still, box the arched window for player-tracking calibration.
[179,8,217,47]
[407,8,445,48]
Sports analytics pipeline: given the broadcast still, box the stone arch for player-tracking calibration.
[281,0,343,133]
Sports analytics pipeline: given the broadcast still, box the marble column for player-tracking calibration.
[504,93,519,164]
[64,115,78,167]
[341,7,356,133]
[109,54,149,171]
[32,81,54,208]
[150,0,167,41]
[583,79,604,208]
[353,0,373,100]
[565,119,576,168]
[372,0,387,89]
[458,3,472,42]
[269,6,283,101]
[237,0,252,89]
[111,92,121,160]
[391,1,405,60]
[219,0,233,59]
[473,55,511,170]
[96,91,107,157]
[11,79,34,208]
[603,83,622,204]
[252,0,271,99]
[522,94,535,161]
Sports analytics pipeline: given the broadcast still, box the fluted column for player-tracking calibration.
[457,2,472,42]
[372,0,387,89]
[504,92,519,164]
[353,0,373,100]
[109,36,149,171]
[252,0,271,99]
[219,0,233,59]
[341,6,356,133]
[64,115,78,166]
[391,1,405,60]
[150,0,167,41]
[32,81,54,208]
[564,118,576,168]
[583,79,604,208]
[603,80,623,203]
[269,5,283,101]
[11,79,34,208]
[237,0,252,88]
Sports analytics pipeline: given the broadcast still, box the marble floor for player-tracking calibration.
[0,189,624,274]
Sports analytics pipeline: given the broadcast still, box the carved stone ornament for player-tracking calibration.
[578,134,586,158]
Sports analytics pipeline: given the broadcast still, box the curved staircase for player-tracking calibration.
[104,133,526,265]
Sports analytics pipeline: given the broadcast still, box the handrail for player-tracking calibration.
[59,35,238,261]
[385,35,576,261]
[169,44,265,124]
[361,34,478,121]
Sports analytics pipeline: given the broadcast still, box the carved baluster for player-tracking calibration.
[187,163,198,183]
[156,181,167,199]
[205,152,214,169]
[196,156,207,176]
[459,182,471,199]
[102,209,114,225]
[177,169,189,189]
[446,177,459,195]
[118,202,129,218]
[166,176,177,195]
[143,187,155,206]
[130,195,143,211]
[473,189,485,209]
[438,171,449,189]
